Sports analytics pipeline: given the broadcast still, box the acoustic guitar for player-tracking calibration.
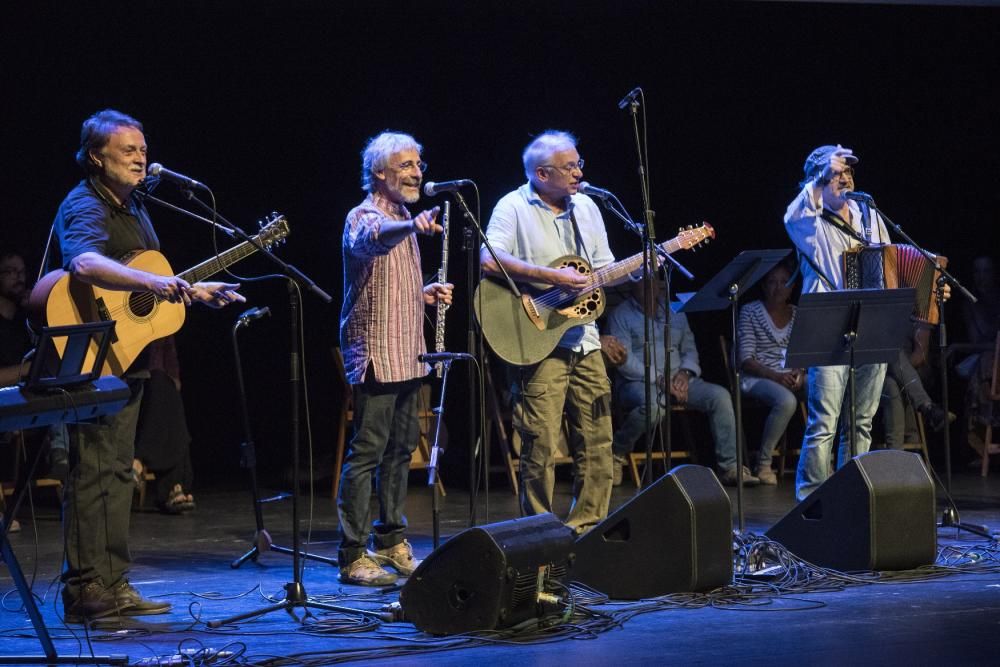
[28,213,289,376]
[474,223,714,366]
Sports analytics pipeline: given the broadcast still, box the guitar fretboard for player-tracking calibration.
[590,236,691,288]
[177,237,264,285]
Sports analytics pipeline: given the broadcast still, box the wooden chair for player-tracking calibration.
[330,348,444,501]
[483,365,522,495]
[626,406,696,486]
[719,336,806,477]
[978,332,1000,476]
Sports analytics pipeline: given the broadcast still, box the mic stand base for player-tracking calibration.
[231,528,339,569]
[206,581,392,628]
[938,507,993,540]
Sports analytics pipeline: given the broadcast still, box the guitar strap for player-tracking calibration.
[568,208,589,263]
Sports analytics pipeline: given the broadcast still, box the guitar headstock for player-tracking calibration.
[257,212,290,248]
[676,222,715,251]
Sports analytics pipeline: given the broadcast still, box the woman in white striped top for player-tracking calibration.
[737,263,805,485]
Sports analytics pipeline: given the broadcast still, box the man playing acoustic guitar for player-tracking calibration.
[48,109,243,623]
[480,130,628,535]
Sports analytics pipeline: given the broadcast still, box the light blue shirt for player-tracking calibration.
[485,182,615,353]
[607,296,701,384]
[783,183,890,294]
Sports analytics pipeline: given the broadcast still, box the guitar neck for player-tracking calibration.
[178,237,262,284]
[590,236,688,287]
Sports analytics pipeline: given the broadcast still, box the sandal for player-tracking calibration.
[160,484,195,514]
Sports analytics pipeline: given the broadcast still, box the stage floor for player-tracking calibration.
[3,465,1000,666]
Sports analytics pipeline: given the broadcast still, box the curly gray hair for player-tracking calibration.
[360,131,422,192]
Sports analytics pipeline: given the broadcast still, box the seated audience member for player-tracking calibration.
[878,323,950,450]
[737,262,805,485]
[133,336,195,513]
[607,276,758,487]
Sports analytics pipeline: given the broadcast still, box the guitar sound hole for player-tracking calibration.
[129,292,155,317]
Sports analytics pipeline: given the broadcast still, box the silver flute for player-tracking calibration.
[434,200,450,377]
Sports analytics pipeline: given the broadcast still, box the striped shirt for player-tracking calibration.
[737,300,796,371]
[340,192,429,385]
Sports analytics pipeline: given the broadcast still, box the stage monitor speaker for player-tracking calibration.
[400,513,574,635]
[766,449,936,571]
[570,464,733,599]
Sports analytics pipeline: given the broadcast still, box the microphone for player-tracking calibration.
[236,306,271,327]
[418,352,474,363]
[617,87,641,109]
[578,182,613,201]
[843,190,874,202]
[422,180,472,197]
[147,163,207,190]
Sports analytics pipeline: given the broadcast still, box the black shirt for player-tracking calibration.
[51,179,159,270]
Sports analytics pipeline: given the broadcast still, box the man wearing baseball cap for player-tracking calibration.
[783,144,891,501]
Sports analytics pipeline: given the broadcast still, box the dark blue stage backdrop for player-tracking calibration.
[6,1,998,484]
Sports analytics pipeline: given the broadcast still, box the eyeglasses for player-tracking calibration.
[540,159,585,174]
[390,160,427,173]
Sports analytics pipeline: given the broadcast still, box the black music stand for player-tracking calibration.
[1,322,128,666]
[786,288,915,462]
[681,249,792,531]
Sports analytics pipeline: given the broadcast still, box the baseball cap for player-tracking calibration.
[803,144,859,180]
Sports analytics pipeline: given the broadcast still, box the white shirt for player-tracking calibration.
[485,182,614,353]
[783,182,890,294]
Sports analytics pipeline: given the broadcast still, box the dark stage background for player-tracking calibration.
[5,1,999,486]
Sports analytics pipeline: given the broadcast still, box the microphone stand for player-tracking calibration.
[594,192,693,491]
[420,352,475,548]
[455,188,518,526]
[623,89,662,488]
[142,185,382,624]
[229,312,336,569]
[866,199,990,539]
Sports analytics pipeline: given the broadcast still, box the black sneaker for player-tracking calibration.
[920,403,956,432]
[112,580,172,616]
[64,581,134,624]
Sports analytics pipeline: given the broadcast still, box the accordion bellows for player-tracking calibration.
[843,244,948,324]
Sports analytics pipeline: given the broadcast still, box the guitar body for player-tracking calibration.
[27,213,290,377]
[474,253,605,366]
[29,251,186,376]
[473,224,716,367]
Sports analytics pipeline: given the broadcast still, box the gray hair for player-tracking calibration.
[360,131,422,192]
[522,130,577,181]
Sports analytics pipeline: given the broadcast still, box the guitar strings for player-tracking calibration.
[529,236,689,310]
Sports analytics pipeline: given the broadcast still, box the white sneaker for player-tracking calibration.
[368,539,421,576]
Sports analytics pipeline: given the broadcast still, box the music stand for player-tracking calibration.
[1,322,128,666]
[681,249,792,532]
[786,288,915,462]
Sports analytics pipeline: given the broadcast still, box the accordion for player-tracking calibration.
[843,244,948,324]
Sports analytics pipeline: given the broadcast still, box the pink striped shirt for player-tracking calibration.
[340,192,429,385]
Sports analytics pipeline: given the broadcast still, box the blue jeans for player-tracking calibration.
[742,377,802,468]
[336,376,420,565]
[613,377,737,472]
[795,363,887,500]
